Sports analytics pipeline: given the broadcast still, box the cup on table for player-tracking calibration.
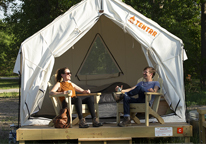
[67,90,72,95]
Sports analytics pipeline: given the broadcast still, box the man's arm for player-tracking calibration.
[147,85,159,92]
[115,85,136,93]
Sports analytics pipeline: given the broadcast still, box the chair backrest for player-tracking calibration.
[48,75,56,91]
[137,77,163,93]
[137,77,163,112]
[48,74,62,115]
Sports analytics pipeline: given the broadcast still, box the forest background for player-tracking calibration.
[0,0,206,89]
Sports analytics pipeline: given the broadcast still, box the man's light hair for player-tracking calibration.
[144,66,156,78]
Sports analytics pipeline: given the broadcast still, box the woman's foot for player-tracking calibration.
[79,118,89,128]
[93,117,103,127]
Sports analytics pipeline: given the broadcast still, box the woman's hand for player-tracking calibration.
[63,91,68,94]
[83,89,91,94]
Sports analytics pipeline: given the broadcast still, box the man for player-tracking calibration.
[112,66,160,127]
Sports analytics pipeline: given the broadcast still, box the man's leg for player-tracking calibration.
[118,96,140,127]
[126,86,146,98]
[112,86,146,103]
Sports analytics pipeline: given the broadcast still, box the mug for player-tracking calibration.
[67,90,72,95]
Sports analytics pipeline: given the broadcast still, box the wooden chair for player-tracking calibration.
[116,77,165,126]
[48,75,101,128]
[197,107,206,143]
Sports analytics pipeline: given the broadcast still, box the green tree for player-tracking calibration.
[0,19,15,75]
[200,1,206,89]
[1,0,81,76]
[1,0,203,81]
[5,0,81,48]
[124,0,201,82]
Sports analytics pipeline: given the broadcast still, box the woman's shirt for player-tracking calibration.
[57,81,76,102]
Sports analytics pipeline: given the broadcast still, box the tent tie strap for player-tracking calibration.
[39,89,45,94]
[25,102,31,119]
[122,12,130,33]
[71,13,81,34]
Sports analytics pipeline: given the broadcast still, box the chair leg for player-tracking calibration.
[95,111,99,121]
[149,108,165,124]
[116,112,121,125]
[72,117,79,126]
[131,113,141,124]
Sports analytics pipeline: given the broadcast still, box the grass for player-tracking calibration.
[186,91,206,107]
[0,79,19,89]
[0,92,19,98]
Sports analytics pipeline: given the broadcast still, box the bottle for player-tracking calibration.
[9,131,13,143]
[117,87,122,92]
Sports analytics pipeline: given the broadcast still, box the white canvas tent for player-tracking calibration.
[13,0,187,126]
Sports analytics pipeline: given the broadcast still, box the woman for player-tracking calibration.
[50,67,103,128]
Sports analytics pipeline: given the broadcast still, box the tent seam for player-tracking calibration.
[24,58,46,72]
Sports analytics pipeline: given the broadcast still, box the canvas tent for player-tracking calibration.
[13,0,187,126]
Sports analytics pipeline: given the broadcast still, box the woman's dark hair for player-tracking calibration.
[144,66,156,78]
[56,67,68,82]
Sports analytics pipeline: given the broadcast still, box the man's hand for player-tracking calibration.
[115,85,123,92]
[147,88,155,92]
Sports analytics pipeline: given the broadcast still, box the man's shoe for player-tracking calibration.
[93,117,103,127]
[79,118,89,128]
[112,92,124,103]
[118,117,131,127]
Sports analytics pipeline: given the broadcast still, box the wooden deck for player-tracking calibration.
[16,122,192,144]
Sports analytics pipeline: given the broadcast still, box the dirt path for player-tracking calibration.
[0,98,19,143]
[0,88,19,93]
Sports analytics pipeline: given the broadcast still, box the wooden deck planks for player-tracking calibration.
[16,122,192,143]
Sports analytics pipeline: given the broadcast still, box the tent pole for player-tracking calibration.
[99,0,104,13]
[18,71,21,128]
[17,52,22,128]
[101,0,102,10]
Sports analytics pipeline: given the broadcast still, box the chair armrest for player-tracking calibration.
[115,92,125,94]
[77,93,101,104]
[49,93,72,98]
[144,92,163,95]
[197,107,206,115]
[76,93,101,97]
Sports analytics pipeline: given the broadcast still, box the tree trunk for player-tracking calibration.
[201,2,206,89]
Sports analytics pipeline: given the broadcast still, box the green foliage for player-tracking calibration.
[0,78,19,89]
[123,0,201,80]
[0,0,82,76]
[0,0,203,81]
[5,0,81,53]
[0,92,19,97]
[0,20,16,76]
[186,90,206,107]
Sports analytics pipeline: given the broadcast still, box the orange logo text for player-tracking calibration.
[128,16,157,37]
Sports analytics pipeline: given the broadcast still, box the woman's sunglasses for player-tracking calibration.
[65,72,72,75]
